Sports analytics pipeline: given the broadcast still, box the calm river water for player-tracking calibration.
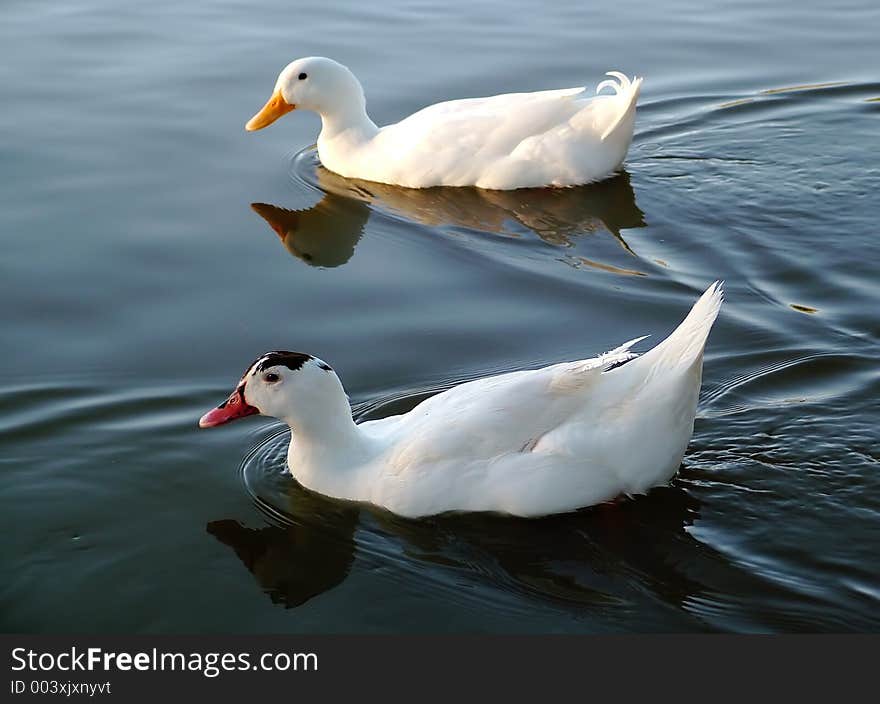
[1,0,878,632]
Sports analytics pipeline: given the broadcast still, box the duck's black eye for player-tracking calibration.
[298,72,307,80]
[263,372,280,383]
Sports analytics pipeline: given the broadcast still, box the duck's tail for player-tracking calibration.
[636,281,723,376]
[596,72,643,142]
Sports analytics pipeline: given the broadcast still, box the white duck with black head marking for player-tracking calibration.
[200,283,723,518]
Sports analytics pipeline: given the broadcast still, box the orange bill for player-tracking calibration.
[245,91,296,131]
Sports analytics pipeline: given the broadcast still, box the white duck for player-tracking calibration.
[245,56,642,190]
[200,283,722,518]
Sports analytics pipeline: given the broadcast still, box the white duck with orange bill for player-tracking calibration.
[245,56,642,190]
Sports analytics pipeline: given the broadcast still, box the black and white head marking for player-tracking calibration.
[244,351,333,377]
[251,351,313,374]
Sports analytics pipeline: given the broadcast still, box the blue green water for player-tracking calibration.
[1,0,878,632]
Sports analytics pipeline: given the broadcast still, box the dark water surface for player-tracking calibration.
[1,0,878,632]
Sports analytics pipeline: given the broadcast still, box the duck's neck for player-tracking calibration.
[317,102,378,144]
[281,390,375,491]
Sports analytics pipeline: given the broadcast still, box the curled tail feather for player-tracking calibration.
[596,71,643,141]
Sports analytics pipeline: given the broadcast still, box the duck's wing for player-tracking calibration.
[367,284,721,517]
[375,284,722,472]
[370,337,645,468]
[391,74,635,141]
[384,87,586,152]
[371,75,641,188]
[372,87,587,186]
[394,86,587,127]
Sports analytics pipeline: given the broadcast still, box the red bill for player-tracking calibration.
[199,385,259,428]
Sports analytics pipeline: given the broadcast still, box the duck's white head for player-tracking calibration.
[245,57,366,132]
[199,351,347,430]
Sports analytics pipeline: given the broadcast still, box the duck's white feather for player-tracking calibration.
[327,74,641,190]
[256,58,642,190]
[277,283,723,518]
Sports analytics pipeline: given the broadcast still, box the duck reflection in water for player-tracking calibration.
[208,476,708,613]
[251,194,369,268]
[251,166,646,270]
[208,474,820,628]
[207,487,358,609]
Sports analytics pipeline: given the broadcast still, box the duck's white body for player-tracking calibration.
[201,284,723,519]
[246,57,642,190]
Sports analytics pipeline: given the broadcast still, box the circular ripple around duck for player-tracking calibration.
[287,146,323,195]
[239,424,296,526]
